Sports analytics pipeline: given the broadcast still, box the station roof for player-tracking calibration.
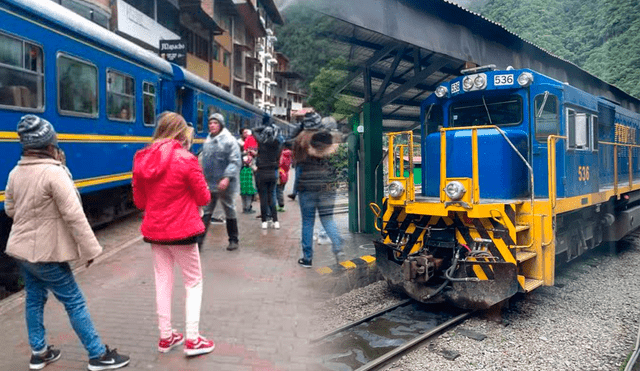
[311,0,640,132]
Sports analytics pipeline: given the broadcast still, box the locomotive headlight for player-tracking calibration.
[444,181,466,201]
[463,76,474,91]
[435,85,448,98]
[389,181,405,198]
[474,75,486,89]
[517,72,534,87]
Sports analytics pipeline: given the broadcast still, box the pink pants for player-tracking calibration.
[151,244,203,340]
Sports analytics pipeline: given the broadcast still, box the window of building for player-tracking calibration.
[107,69,135,122]
[143,81,155,126]
[0,32,44,110]
[223,51,230,67]
[194,33,208,60]
[534,92,558,142]
[57,53,98,117]
[157,0,180,34]
[212,42,220,61]
[124,0,154,18]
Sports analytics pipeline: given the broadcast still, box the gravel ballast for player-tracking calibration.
[316,236,640,371]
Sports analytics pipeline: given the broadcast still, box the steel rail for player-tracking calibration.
[310,299,412,343]
[354,310,473,371]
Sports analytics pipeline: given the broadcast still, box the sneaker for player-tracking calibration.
[184,336,215,356]
[210,217,224,224]
[287,194,296,201]
[88,346,130,371]
[158,331,184,353]
[246,209,256,214]
[261,221,268,229]
[297,258,312,268]
[273,221,280,229]
[29,345,61,370]
[226,241,239,251]
[276,206,285,212]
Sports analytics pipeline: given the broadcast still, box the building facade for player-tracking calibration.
[52,0,289,108]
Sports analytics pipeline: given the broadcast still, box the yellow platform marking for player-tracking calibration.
[360,255,376,263]
[316,267,333,275]
[339,261,357,269]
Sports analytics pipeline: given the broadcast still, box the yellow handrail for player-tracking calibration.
[598,141,640,198]
[387,131,415,202]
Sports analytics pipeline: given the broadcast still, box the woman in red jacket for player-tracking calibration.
[132,113,215,357]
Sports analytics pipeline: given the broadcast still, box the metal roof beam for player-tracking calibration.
[382,114,420,121]
[380,56,449,106]
[374,46,407,101]
[342,89,422,107]
[332,43,402,97]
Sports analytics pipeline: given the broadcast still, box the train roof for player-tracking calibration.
[5,0,174,75]
[180,68,265,116]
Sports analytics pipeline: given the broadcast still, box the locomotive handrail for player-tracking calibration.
[546,135,566,210]
[440,125,535,213]
[598,141,640,197]
[387,131,415,202]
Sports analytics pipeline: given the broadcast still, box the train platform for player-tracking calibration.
[0,190,379,371]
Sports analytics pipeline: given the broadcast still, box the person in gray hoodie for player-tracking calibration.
[197,113,242,251]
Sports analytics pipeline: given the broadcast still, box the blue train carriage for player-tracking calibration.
[176,68,266,150]
[0,0,178,229]
[371,64,640,309]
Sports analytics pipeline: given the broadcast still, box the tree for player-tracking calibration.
[307,57,358,119]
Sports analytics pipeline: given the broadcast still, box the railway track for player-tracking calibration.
[312,300,472,371]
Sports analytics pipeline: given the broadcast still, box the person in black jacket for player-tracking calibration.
[253,123,284,229]
[292,113,345,267]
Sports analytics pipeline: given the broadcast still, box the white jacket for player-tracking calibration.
[4,157,102,263]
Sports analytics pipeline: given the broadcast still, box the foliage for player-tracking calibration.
[477,0,640,98]
[327,143,349,183]
[307,57,359,118]
[274,2,344,89]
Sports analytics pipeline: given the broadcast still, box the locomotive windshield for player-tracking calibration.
[450,95,522,127]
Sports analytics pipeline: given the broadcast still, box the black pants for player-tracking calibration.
[256,172,278,223]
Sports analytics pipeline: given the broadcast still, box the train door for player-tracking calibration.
[530,85,563,198]
[563,106,599,197]
[177,86,195,122]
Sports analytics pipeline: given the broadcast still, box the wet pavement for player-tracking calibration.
[0,186,378,371]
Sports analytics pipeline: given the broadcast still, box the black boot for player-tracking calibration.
[226,218,239,251]
[197,214,212,250]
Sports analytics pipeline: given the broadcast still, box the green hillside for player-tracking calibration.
[475,0,640,98]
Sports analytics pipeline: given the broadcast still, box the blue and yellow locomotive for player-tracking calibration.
[372,65,640,309]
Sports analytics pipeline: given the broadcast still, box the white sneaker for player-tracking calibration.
[261,222,268,229]
[273,221,280,229]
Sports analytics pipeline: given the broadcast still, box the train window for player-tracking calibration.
[534,93,558,142]
[567,108,592,150]
[592,116,599,150]
[450,95,522,127]
[0,32,44,110]
[423,104,442,135]
[57,53,97,117]
[197,101,204,133]
[107,69,135,122]
[143,81,155,127]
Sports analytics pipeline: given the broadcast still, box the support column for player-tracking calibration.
[347,115,360,233]
[362,101,383,234]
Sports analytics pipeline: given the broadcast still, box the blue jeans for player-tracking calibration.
[299,191,343,260]
[19,261,105,359]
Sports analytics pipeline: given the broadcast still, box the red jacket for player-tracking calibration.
[132,139,210,242]
[279,148,293,185]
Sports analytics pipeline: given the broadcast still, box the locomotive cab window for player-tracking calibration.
[107,69,135,122]
[143,81,155,126]
[567,108,595,151]
[58,53,98,117]
[0,32,44,110]
[534,92,558,141]
[450,95,522,127]
[424,104,442,135]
